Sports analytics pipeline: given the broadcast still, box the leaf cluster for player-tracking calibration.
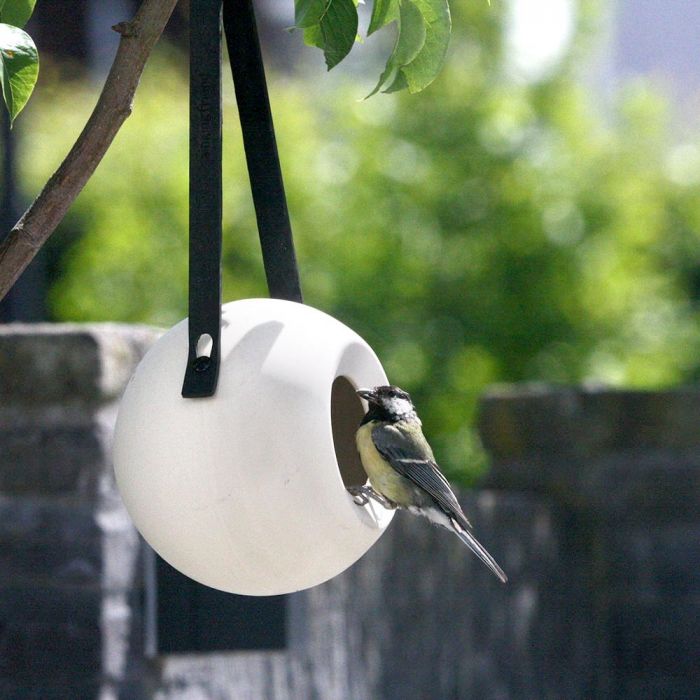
[296,0,451,94]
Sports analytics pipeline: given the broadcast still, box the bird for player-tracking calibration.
[351,384,507,583]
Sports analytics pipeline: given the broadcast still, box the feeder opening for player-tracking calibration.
[331,376,368,488]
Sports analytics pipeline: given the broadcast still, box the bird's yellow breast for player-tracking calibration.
[356,421,415,505]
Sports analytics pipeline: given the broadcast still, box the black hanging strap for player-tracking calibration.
[183,0,222,398]
[183,0,302,399]
[223,0,303,302]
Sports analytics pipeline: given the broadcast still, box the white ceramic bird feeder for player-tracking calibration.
[113,1,393,596]
[114,298,393,595]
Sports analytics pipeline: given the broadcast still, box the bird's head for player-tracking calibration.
[356,385,418,423]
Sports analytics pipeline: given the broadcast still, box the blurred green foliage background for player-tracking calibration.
[17,0,700,482]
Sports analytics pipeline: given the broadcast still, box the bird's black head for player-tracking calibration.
[356,385,418,424]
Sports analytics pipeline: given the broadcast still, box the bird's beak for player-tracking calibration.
[356,388,377,403]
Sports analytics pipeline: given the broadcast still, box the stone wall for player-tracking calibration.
[480,385,700,699]
[0,325,159,698]
[0,326,697,698]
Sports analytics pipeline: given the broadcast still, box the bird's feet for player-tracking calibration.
[346,485,370,504]
[347,485,397,510]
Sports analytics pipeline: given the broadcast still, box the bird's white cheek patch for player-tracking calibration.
[389,397,413,417]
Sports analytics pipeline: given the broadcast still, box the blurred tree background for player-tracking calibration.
[13,0,700,482]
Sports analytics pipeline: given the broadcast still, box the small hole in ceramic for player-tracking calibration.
[331,376,368,488]
[196,333,213,357]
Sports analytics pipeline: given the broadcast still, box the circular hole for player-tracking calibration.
[331,376,368,488]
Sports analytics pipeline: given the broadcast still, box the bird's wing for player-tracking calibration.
[371,422,472,529]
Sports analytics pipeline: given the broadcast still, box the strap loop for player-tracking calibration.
[182,0,222,398]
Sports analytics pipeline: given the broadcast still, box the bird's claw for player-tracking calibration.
[347,485,397,510]
[347,485,370,505]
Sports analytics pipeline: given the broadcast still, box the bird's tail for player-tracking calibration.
[451,518,508,583]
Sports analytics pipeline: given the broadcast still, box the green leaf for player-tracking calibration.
[389,1,426,65]
[367,0,426,97]
[400,0,451,93]
[384,71,407,93]
[321,0,359,70]
[369,0,450,96]
[303,24,324,49]
[298,0,359,70]
[368,0,398,36]
[0,0,37,28]
[0,22,38,124]
[295,0,326,29]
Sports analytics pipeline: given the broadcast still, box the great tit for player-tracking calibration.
[352,385,507,583]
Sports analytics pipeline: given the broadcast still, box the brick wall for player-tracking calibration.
[0,326,697,698]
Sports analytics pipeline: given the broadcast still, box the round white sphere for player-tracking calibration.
[113,298,393,595]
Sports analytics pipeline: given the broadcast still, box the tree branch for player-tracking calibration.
[0,0,178,302]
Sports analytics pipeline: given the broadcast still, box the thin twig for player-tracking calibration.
[0,0,178,302]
